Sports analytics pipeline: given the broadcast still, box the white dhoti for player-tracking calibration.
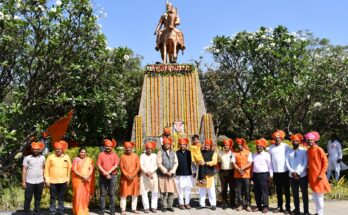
[176,176,194,205]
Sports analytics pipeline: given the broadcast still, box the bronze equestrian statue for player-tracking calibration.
[154,3,185,64]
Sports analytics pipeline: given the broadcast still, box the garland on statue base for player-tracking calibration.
[145,64,194,74]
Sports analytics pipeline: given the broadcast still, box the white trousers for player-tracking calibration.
[141,192,158,210]
[327,158,340,180]
[312,192,324,215]
[120,196,138,211]
[199,179,216,207]
[178,186,191,205]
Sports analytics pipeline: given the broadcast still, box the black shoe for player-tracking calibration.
[291,209,300,215]
[211,206,216,210]
[196,206,205,210]
[98,210,104,215]
[222,204,227,210]
[167,208,174,212]
[303,212,313,215]
[284,210,291,214]
[161,208,167,212]
[110,210,115,215]
[274,207,283,213]
[150,209,157,213]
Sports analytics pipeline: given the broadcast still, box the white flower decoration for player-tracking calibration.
[284,38,291,43]
[270,42,275,47]
[0,12,4,20]
[56,0,62,6]
[313,102,322,108]
[123,55,130,61]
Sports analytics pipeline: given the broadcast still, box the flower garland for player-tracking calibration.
[157,75,160,135]
[195,70,200,134]
[135,116,142,151]
[145,64,194,73]
[145,75,149,136]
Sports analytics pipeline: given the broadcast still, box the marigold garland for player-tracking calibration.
[135,116,142,151]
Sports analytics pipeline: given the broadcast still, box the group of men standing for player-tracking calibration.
[22,129,342,215]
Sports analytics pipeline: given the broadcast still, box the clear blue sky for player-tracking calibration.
[96,0,348,65]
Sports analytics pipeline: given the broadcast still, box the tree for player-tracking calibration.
[205,26,310,138]
[0,0,143,181]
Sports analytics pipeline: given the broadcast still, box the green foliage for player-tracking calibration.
[327,177,348,200]
[0,0,143,181]
[203,26,348,140]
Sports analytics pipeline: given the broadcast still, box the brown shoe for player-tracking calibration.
[150,209,157,213]
[263,208,269,213]
[236,206,243,211]
[131,211,139,214]
[252,208,261,212]
[185,205,191,209]
[179,205,185,210]
[144,209,150,213]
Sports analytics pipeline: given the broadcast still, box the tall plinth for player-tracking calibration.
[131,64,216,150]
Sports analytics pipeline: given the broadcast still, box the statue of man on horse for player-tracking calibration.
[154,2,185,64]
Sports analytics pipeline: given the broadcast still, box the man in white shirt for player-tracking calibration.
[269,130,291,214]
[327,133,343,180]
[22,142,45,215]
[218,139,235,209]
[140,141,159,213]
[252,138,272,213]
[286,134,309,215]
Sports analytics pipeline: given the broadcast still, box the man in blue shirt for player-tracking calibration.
[286,134,309,215]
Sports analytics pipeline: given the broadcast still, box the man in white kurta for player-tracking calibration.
[140,141,159,213]
[327,133,343,180]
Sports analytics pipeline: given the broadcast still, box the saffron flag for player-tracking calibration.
[47,110,74,143]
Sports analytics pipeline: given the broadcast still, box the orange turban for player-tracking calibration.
[162,137,173,145]
[291,133,303,142]
[272,130,286,140]
[235,138,249,150]
[124,141,135,148]
[255,138,268,148]
[163,127,171,136]
[178,138,189,145]
[223,139,233,148]
[205,139,213,146]
[31,142,45,150]
[104,139,116,148]
[145,141,156,149]
[54,140,68,151]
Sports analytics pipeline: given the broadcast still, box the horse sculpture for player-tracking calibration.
[155,5,185,64]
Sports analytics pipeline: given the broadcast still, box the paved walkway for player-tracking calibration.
[1,200,347,215]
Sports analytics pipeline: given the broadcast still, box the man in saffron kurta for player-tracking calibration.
[120,141,141,215]
[306,132,331,215]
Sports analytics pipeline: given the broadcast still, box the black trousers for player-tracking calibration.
[24,182,44,213]
[219,169,235,207]
[273,172,290,210]
[253,172,269,209]
[99,174,117,212]
[234,178,251,207]
[290,176,309,213]
[49,183,67,214]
